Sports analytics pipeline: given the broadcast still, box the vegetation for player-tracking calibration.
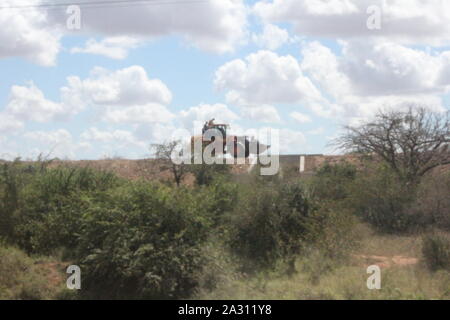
[335,106,450,185]
[0,107,449,299]
[0,244,65,300]
[151,140,190,187]
[422,231,450,272]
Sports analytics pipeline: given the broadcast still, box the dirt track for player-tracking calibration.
[355,254,419,269]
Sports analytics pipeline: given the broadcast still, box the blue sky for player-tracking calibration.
[1,0,449,159]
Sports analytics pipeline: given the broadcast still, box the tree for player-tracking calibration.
[335,106,450,184]
[152,140,189,187]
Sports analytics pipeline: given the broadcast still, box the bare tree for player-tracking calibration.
[334,106,450,184]
[151,140,188,187]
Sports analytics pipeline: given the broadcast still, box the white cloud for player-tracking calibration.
[22,129,84,159]
[61,65,174,125]
[135,122,179,144]
[48,0,248,54]
[300,40,448,122]
[24,129,72,145]
[278,128,307,154]
[5,83,67,122]
[179,103,240,132]
[307,127,325,135]
[0,0,60,66]
[339,40,443,96]
[254,0,450,46]
[0,113,24,133]
[215,50,326,109]
[291,111,312,124]
[81,127,151,158]
[101,104,174,124]
[81,127,143,147]
[2,66,174,128]
[438,51,450,85]
[249,127,307,154]
[0,0,248,65]
[252,24,291,50]
[70,36,141,60]
[301,41,353,101]
[242,105,281,123]
[65,65,172,107]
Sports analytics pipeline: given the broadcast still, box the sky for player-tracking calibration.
[0,0,450,160]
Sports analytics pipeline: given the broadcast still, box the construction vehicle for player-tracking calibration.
[191,119,270,159]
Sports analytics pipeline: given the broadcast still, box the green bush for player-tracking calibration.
[74,182,213,299]
[307,204,360,261]
[198,178,238,229]
[191,162,231,186]
[347,164,419,233]
[0,160,27,240]
[11,166,121,255]
[413,173,450,230]
[312,162,357,201]
[13,193,91,255]
[0,161,237,299]
[422,232,450,272]
[228,182,321,271]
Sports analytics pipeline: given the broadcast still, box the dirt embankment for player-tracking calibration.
[44,155,361,182]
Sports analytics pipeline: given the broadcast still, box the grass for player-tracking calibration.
[3,223,447,300]
[0,244,67,300]
[196,225,450,300]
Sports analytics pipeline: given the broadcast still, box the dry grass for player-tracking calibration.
[196,226,450,300]
[0,245,67,300]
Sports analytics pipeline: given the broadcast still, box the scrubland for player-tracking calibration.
[0,157,449,300]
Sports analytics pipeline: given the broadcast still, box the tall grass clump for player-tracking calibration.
[422,231,450,272]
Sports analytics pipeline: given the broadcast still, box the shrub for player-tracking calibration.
[413,173,450,230]
[191,162,231,186]
[308,203,361,261]
[422,232,450,272]
[11,167,121,255]
[347,164,419,233]
[199,178,238,229]
[13,193,91,255]
[229,186,284,270]
[0,160,27,240]
[74,182,213,299]
[312,162,357,201]
[228,182,324,271]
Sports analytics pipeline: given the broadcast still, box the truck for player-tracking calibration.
[191,119,270,159]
